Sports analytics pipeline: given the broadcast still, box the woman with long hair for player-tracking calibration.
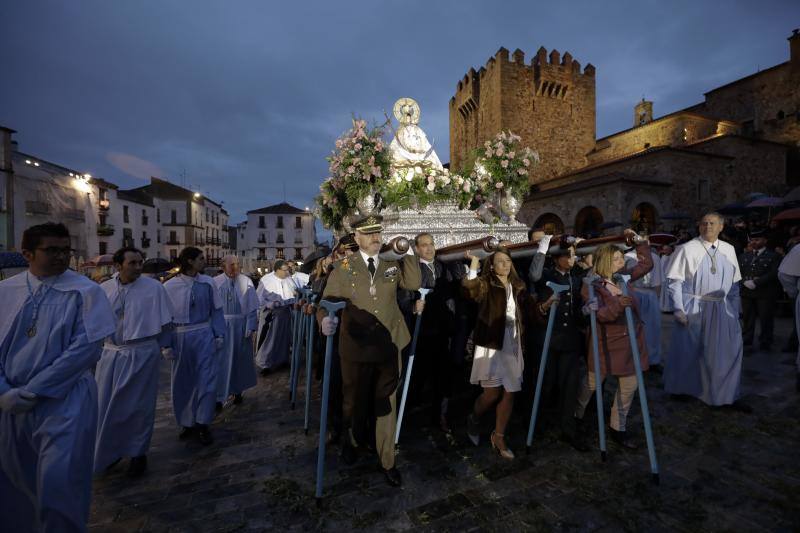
[575,235,653,448]
[162,247,226,445]
[463,247,532,459]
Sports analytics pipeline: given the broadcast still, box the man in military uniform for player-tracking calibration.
[319,214,421,487]
[739,229,781,350]
[531,241,590,451]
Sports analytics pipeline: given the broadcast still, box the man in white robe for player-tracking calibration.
[659,245,675,312]
[0,223,115,532]
[777,244,800,392]
[255,260,296,374]
[163,248,226,445]
[625,247,664,368]
[664,213,750,411]
[95,247,174,476]
[213,255,258,406]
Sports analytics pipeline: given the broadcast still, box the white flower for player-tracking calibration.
[518,168,528,176]
[495,182,504,189]
[404,169,414,181]
[455,176,464,185]
[523,159,530,167]
[426,182,436,191]
[394,175,402,183]
[414,166,423,175]
[508,151,515,158]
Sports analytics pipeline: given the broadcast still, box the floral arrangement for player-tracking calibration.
[462,130,540,223]
[315,122,539,230]
[315,119,392,231]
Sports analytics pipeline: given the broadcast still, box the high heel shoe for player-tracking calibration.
[490,431,515,460]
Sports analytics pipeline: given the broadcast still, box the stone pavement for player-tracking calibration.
[89,315,800,532]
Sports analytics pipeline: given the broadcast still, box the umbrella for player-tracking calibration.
[660,212,691,220]
[746,192,767,199]
[783,187,800,203]
[299,247,330,274]
[143,257,173,274]
[747,196,784,208]
[0,252,28,269]
[717,201,748,215]
[600,221,622,229]
[772,207,800,222]
[84,254,114,267]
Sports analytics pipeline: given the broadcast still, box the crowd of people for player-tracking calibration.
[2,210,799,531]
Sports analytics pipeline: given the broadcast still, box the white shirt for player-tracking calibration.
[359,250,379,277]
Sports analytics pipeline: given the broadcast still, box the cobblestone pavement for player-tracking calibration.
[90,315,800,532]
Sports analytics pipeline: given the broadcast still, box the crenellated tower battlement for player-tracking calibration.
[450,46,597,181]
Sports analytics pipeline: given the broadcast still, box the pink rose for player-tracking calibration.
[463,183,471,192]
[354,143,362,152]
[495,182,504,189]
[495,148,504,157]
[523,159,530,167]
[501,160,509,168]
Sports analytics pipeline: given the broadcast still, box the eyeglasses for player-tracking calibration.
[36,247,75,257]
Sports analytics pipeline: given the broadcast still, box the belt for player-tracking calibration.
[175,321,210,333]
[686,293,724,302]
[103,337,158,351]
[224,314,244,319]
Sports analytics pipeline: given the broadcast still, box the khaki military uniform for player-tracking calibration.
[321,252,421,468]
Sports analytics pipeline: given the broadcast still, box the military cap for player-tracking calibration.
[351,214,383,234]
[749,229,767,239]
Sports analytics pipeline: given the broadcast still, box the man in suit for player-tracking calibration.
[739,229,781,350]
[398,232,462,433]
[320,214,421,487]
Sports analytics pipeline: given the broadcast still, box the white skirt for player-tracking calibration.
[469,323,523,392]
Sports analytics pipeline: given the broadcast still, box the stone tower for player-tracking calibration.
[449,46,596,183]
[634,99,653,126]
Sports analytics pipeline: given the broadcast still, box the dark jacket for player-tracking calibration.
[533,265,588,350]
[739,248,780,299]
[398,257,462,338]
[462,274,532,350]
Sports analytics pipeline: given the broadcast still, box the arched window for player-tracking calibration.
[533,213,564,235]
[574,206,604,238]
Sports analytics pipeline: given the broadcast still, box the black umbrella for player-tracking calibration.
[143,257,173,274]
[299,247,330,274]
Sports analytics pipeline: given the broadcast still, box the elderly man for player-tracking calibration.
[0,223,115,532]
[664,212,749,411]
[739,229,781,351]
[255,259,295,374]
[95,247,174,477]
[214,255,259,406]
[320,214,421,487]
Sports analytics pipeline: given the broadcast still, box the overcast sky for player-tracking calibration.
[1,0,798,227]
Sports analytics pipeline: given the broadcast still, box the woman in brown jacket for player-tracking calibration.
[463,248,532,459]
[575,239,653,449]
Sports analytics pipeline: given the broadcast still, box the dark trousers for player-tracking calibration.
[407,333,454,420]
[541,345,581,438]
[742,296,774,346]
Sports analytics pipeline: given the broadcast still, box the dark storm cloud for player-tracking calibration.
[1,0,798,225]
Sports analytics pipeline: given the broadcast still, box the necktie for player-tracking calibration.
[368,257,376,277]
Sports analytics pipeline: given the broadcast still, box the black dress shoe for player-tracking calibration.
[379,466,402,487]
[648,364,663,374]
[232,394,243,405]
[196,424,214,445]
[340,443,357,465]
[178,426,194,440]
[127,455,147,478]
[609,428,638,450]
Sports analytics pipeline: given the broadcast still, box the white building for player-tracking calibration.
[237,202,316,270]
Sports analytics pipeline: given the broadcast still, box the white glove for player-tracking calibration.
[161,347,175,360]
[0,388,38,414]
[582,297,599,316]
[743,280,757,290]
[674,310,689,326]
[245,330,254,339]
[214,337,225,350]
[536,234,552,254]
[321,316,339,336]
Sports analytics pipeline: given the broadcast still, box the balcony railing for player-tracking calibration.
[196,238,205,246]
[206,258,221,267]
[209,237,221,245]
[97,224,115,236]
[141,238,151,248]
[141,217,149,225]
[166,239,181,245]
[25,201,51,216]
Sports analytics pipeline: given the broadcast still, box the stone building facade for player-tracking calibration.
[450,30,800,235]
